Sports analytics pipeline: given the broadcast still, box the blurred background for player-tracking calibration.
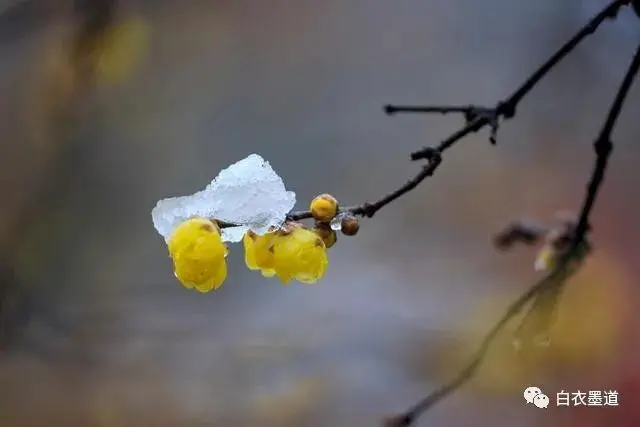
[0,0,639,426]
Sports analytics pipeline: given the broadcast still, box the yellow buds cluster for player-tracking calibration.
[162,193,363,292]
[308,193,360,250]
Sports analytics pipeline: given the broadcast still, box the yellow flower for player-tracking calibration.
[167,217,228,292]
[243,226,329,284]
[92,18,149,84]
[243,231,277,278]
[272,226,328,284]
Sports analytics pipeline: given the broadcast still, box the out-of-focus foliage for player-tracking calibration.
[91,18,149,85]
[249,377,326,426]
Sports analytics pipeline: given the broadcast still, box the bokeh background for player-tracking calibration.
[0,0,639,426]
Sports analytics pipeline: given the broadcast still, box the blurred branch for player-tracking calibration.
[71,0,118,88]
[73,0,117,51]
[385,40,640,427]
[493,220,548,250]
[0,0,119,351]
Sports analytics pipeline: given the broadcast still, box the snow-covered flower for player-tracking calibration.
[153,153,332,291]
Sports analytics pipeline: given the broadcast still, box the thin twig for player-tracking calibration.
[385,42,640,427]
[512,219,590,348]
[389,0,631,150]
[383,105,476,116]
[513,38,640,357]
[493,220,548,250]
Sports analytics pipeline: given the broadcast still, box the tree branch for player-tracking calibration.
[387,0,630,149]
[212,4,636,424]
[234,0,628,227]
[493,220,548,250]
[385,41,640,427]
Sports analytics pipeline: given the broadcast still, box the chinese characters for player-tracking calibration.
[557,390,619,407]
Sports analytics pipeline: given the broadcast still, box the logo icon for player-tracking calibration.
[524,386,542,404]
[533,393,550,408]
[524,386,549,408]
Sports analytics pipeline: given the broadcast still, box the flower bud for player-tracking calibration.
[340,215,360,236]
[313,222,337,248]
[310,193,339,222]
